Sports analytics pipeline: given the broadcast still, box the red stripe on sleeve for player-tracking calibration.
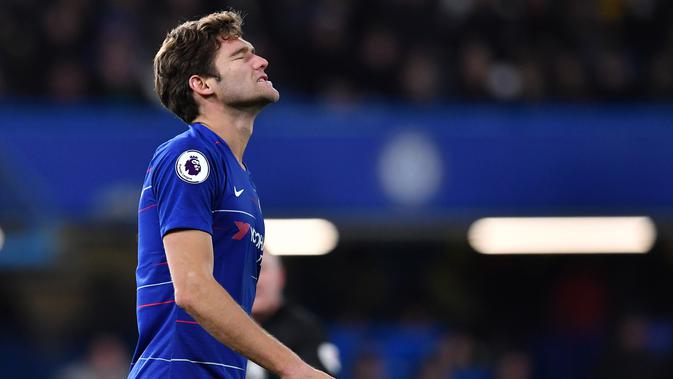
[138,300,175,309]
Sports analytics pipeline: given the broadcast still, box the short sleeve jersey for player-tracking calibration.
[129,122,265,379]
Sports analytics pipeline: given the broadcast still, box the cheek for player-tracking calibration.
[220,64,244,79]
[219,71,250,95]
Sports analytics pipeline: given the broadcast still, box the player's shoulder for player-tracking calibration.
[157,126,214,158]
[149,126,221,184]
[152,126,220,169]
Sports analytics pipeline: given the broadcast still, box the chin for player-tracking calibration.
[254,91,280,106]
[257,93,279,107]
[264,87,280,103]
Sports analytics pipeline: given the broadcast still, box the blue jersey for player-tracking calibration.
[129,122,265,379]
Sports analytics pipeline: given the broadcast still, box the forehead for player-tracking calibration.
[218,37,254,54]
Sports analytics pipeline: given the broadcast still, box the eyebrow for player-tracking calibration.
[230,45,255,58]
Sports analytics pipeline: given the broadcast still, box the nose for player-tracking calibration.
[253,55,269,70]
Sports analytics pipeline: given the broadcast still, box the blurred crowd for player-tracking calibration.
[342,313,673,379]
[1,0,673,104]
[40,309,673,379]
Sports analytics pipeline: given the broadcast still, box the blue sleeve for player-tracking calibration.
[152,146,220,237]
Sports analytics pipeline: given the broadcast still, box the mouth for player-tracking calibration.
[257,74,269,83]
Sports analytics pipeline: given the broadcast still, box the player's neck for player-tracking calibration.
[194,108,256,169]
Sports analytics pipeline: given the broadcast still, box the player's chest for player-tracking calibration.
[212,171,265,252]
[213,164,263,223]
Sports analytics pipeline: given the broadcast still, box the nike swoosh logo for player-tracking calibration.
[234,187,244,197]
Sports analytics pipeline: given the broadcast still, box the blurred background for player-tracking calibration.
[1,0,673,378]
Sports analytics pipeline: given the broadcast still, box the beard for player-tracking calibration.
[224,83,280,111]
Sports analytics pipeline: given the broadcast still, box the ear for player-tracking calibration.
[188,75,215,97]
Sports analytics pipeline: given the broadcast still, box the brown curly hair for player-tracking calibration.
[154,11,243,123]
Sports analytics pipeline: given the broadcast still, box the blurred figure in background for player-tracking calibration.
[248,251,341,378]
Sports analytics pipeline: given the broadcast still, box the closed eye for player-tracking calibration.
[230,45,255,61]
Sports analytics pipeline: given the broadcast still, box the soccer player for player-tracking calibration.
[129,10,333,379]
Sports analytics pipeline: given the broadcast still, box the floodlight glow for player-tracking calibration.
[264,218,339,256]
[0,226,4,251]
[468,217,656,255]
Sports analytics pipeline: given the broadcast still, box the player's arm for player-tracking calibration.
[163,229,333,379]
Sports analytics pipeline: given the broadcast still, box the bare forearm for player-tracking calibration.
[163,230,331,379]
[180,277,302,375]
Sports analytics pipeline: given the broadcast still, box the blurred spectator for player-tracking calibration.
[593,48,635,98]
[247,252,341,378]
[458,41,492,99]
[94,26,144,101]
[46,59,90,102]
[308,0,350,55]
[399,49,444,102]
[41,0,90,52]
[552,51,589,99]
[359,25,401,96]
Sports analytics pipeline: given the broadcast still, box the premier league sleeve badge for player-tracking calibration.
[175,150,210,184]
